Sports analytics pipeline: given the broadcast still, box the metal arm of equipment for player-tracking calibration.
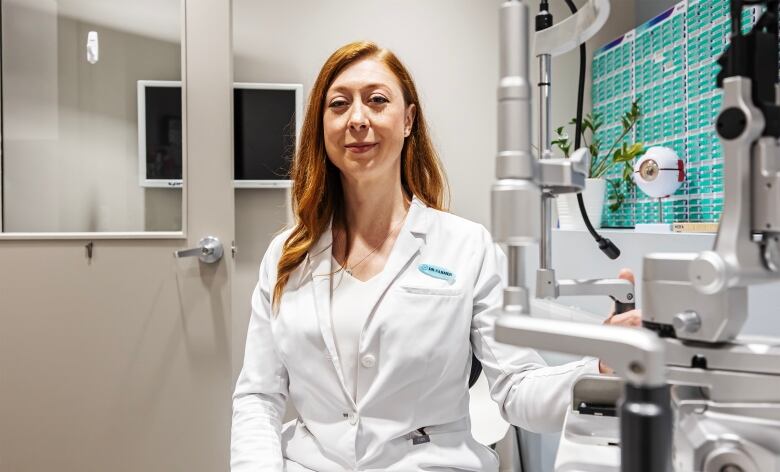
[495,316,665,387]
[494,313,672,472]
[536,273,635,305]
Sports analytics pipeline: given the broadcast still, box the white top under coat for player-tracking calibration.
[330,258,386,401]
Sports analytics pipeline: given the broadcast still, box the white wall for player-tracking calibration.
[233,0,502,226]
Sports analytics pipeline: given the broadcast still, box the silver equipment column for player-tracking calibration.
[492,0,541,314]
[539,54,554,271]
[537,2,554,271]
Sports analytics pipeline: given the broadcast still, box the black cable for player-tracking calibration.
[562,0,621,260]
[731,0,742,36]
[562,0,586,151]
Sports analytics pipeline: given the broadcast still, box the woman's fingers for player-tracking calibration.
[602,270,640,373]
[604,308,642,327]
[607,310,642,327]
[617,268,635,284]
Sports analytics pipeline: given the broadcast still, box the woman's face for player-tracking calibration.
[323,58,415,186]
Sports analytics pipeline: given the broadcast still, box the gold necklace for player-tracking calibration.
[338,215,406,276]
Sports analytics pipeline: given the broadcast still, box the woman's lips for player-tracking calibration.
[345,143,377,154]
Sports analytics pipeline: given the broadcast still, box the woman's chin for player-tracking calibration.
[344,153,380,167]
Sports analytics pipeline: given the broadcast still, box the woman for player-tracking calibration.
[231,41,639,471]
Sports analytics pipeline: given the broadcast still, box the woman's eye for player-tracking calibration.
[328,99,348,108]
[369,95,389,104]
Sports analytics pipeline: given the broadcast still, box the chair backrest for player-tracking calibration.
[468,353,482,388]
[468,363,511,449]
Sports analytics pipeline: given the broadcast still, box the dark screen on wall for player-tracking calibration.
[145,87,183,180]
[143,86,295,182]
[234,88,295,181]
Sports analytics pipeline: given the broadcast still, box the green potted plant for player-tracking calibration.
[552,99,644,229]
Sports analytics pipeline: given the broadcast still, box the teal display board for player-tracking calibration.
[591,0,764,227]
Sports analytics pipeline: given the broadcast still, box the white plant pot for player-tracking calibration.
[556,178,606,230]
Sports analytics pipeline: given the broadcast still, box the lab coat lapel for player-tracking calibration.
[361,198,429,327]
[306,198,430,408]
[307,223,357,408]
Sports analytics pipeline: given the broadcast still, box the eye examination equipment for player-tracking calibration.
[491,1,670,470]
[490,0,780,471]
[633,146,686,232]
[534,0,637,315]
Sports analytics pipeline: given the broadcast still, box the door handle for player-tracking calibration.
[175,236,224,264]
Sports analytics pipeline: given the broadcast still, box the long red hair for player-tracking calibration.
[273,41,448,312]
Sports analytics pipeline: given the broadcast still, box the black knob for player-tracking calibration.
[599,238,621,260]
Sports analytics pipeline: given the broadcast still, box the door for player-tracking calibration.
[0,1,235,471]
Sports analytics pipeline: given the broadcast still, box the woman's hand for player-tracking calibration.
[599,268,642,374]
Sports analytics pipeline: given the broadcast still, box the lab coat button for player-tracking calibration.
[348,412,359,425]
[360,354,376,368]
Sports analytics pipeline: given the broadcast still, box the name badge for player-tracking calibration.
[418,264,455,283]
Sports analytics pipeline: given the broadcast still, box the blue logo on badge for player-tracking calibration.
[418,264,455,283]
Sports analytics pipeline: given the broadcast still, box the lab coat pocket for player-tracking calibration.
[398,285,463,297]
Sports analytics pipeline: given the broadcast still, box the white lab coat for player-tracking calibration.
[231,196,599,472]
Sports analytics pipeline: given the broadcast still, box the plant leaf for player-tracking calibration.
[593,113,603,130]
[623,162,633,181]
[606,178,625,212]
[583,113,599,134]
[627,142,644,156]
[552,135,571,157]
